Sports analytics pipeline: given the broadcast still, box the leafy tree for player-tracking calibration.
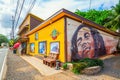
[0,34,9,46]
[9,37,19,47]
[9,39,14,47]
[104,1,120,32]
[104,1,120,50]
[75,9,111,26]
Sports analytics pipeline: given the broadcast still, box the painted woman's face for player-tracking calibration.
[77,27,94,58]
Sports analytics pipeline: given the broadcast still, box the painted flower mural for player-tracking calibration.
[51,29,59,40]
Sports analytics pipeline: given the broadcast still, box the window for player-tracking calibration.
[50,42,59,54]
[30,43,35,52]
[35,32,38,40]
[38,41,46,54]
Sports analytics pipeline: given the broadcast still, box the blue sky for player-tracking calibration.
[0,0,119,37]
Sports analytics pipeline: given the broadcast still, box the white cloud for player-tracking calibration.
[0,24,11,36]
[31,0,90,19]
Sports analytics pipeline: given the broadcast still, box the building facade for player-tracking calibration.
[18,13,44,54]
[26,9,120,62]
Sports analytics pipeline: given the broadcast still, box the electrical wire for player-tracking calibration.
[27,0,37,14]
[13,0,20,27]
[14,0,37,37]
[14,0,25,30]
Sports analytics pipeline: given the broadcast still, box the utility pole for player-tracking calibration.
[11,16,14,39]
[89,0,92,10]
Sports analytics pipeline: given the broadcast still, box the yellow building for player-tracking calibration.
[26,9,120,63]
[18,13,44,54]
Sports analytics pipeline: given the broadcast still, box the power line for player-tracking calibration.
[27,0,37,14]
[14,0,37,38]
[11,0,20,39]
[14,0,36,31]
[13,0,20,26]
[14,0,25,30]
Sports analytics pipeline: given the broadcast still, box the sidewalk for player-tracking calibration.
[21,55,62,76]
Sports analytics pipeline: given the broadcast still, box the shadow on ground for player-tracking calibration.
[101,55,120,79]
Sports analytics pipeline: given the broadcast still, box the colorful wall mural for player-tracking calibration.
[66,18,119,61]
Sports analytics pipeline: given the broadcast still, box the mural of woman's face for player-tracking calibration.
[77,27,94,58]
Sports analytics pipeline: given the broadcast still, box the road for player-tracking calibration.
[0,47,8,80]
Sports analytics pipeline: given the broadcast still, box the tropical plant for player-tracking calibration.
[72,58,104,74]
[75,9,111,26]
[104,1,120,32]
[9,39,14,47]
[104,1,120,50]
[62,63,68,70]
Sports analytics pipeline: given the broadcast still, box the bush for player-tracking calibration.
[72,58,104,74]
[62,63,68,70]
[78,58,103,67]
[72,62,87,74]
[93,59,104,68]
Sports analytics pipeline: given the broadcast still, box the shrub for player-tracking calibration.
[71,58,104,74]
[78,58,103,67]
[93,59,104,67]
[62,63,68,70]
[72,62,87,74]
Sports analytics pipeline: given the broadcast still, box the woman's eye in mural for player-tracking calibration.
[77,37,82,46]
[84,32,90,39]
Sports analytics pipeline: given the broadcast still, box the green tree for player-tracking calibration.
[0,34,9,46]
[104,1,120,50]
[75,9,111,26]
[104,1,120,32]
[9,39,14,47]
[9,37,19,47]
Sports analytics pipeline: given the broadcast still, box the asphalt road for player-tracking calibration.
[0,47,8,79]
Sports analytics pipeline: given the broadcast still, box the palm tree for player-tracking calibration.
[104,1,120,50]
[104,0,120,32]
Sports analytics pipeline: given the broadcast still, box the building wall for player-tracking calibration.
[66,18,119,61]
[30,16,43,30]
[19,16,30,30]
[28,18,66,62]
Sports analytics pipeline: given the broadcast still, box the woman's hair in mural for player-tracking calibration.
[71,24,106,61]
